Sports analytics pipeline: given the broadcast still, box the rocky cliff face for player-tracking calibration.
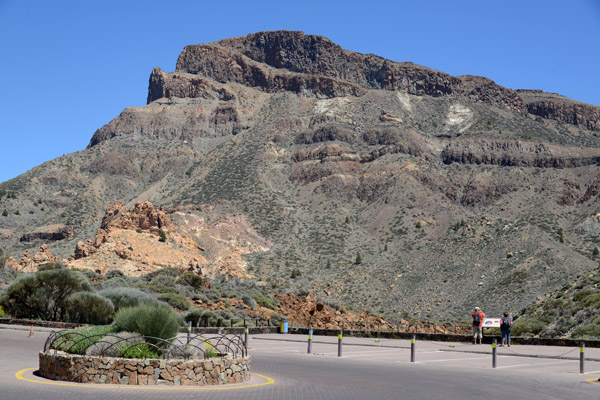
[2,31,600,321]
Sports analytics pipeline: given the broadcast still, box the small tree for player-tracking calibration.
[2,209,7,217]
[290,269,302,279]
[593,247,599,258]
[558,228,565,244]
[355,252,362,265]
[1,263,93,321]
[159,229,167,242]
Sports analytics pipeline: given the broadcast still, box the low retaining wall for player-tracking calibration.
[39,351,251,386]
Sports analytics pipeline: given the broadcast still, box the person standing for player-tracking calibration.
[472,307,485,344]
[500,312,512,347]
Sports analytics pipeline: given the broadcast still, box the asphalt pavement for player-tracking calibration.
[1,324,599,399]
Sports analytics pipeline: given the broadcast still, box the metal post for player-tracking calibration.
[580,342,585,374]
[308,328,313,354]
[244,326,249,348]
[187,321,191,343]
[338,330,343,357]
[411,335,415,362]
[492,339,497,368]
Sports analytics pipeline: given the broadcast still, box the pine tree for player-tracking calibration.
[558,228,565,243]
[355,252,362,265]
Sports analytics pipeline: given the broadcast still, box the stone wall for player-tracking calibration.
[38,351,251,385]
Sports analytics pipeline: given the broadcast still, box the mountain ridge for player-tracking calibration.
[1,31,600,325]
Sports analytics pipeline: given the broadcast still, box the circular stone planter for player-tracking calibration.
[38,351,251,386]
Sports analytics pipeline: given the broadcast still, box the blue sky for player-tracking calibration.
[1,0,599,183]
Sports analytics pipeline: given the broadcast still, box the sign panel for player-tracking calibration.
[482,318,501,328]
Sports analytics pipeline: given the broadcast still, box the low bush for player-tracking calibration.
[52,325,119,355]
[99,287,158,311]
[157,293,191,310]
[570,317,600,339]
[114,304,180,347]
[120,343,160,359]
[241,294,257,309]
[68,292,114,325]
[85,332,146,357]
[176,271,204,288]
[511,317,546,337]
[250,294,277,310]
[167,337,216,360]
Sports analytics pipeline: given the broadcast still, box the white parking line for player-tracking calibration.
[326,350,406,358]
[405,356,490,364]
[495,360,574,369]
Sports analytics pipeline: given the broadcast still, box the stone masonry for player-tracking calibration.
[39,351,251,386]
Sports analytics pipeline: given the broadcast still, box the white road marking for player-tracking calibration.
[412,356,490,363]
[495,360,575,369]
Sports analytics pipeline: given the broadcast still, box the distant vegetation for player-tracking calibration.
[514,270,600,340]
[0,262,282,329]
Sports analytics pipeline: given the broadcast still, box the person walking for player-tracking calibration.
[499,312,512,347]
[472,307,485,344]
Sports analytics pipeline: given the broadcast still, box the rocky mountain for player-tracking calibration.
[1,31,600,323]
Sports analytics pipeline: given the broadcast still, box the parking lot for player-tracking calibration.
[1,325,599,399]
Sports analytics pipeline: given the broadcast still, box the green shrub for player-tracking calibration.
[52,325,119,355]
[105,269,125,279]
[145,267,181,280]
[251,294,277,310]
[241,294,257,309]
[99,287,158,311]
[85,331,146,357]
[176,271,205,288]
[573,289,593,303]
[114,304,180,346]
[120,343,160,359]
[146,282,179,294]
[159,230,167,242]
[68,292,114,324]
[185,309,220,327]
[157,293,191,310]
[512,317,546,337]
[570,319,600,339]
[0,305,4,317]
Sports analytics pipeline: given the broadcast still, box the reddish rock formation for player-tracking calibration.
[101,201,174,236]
[16,245,63,272]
